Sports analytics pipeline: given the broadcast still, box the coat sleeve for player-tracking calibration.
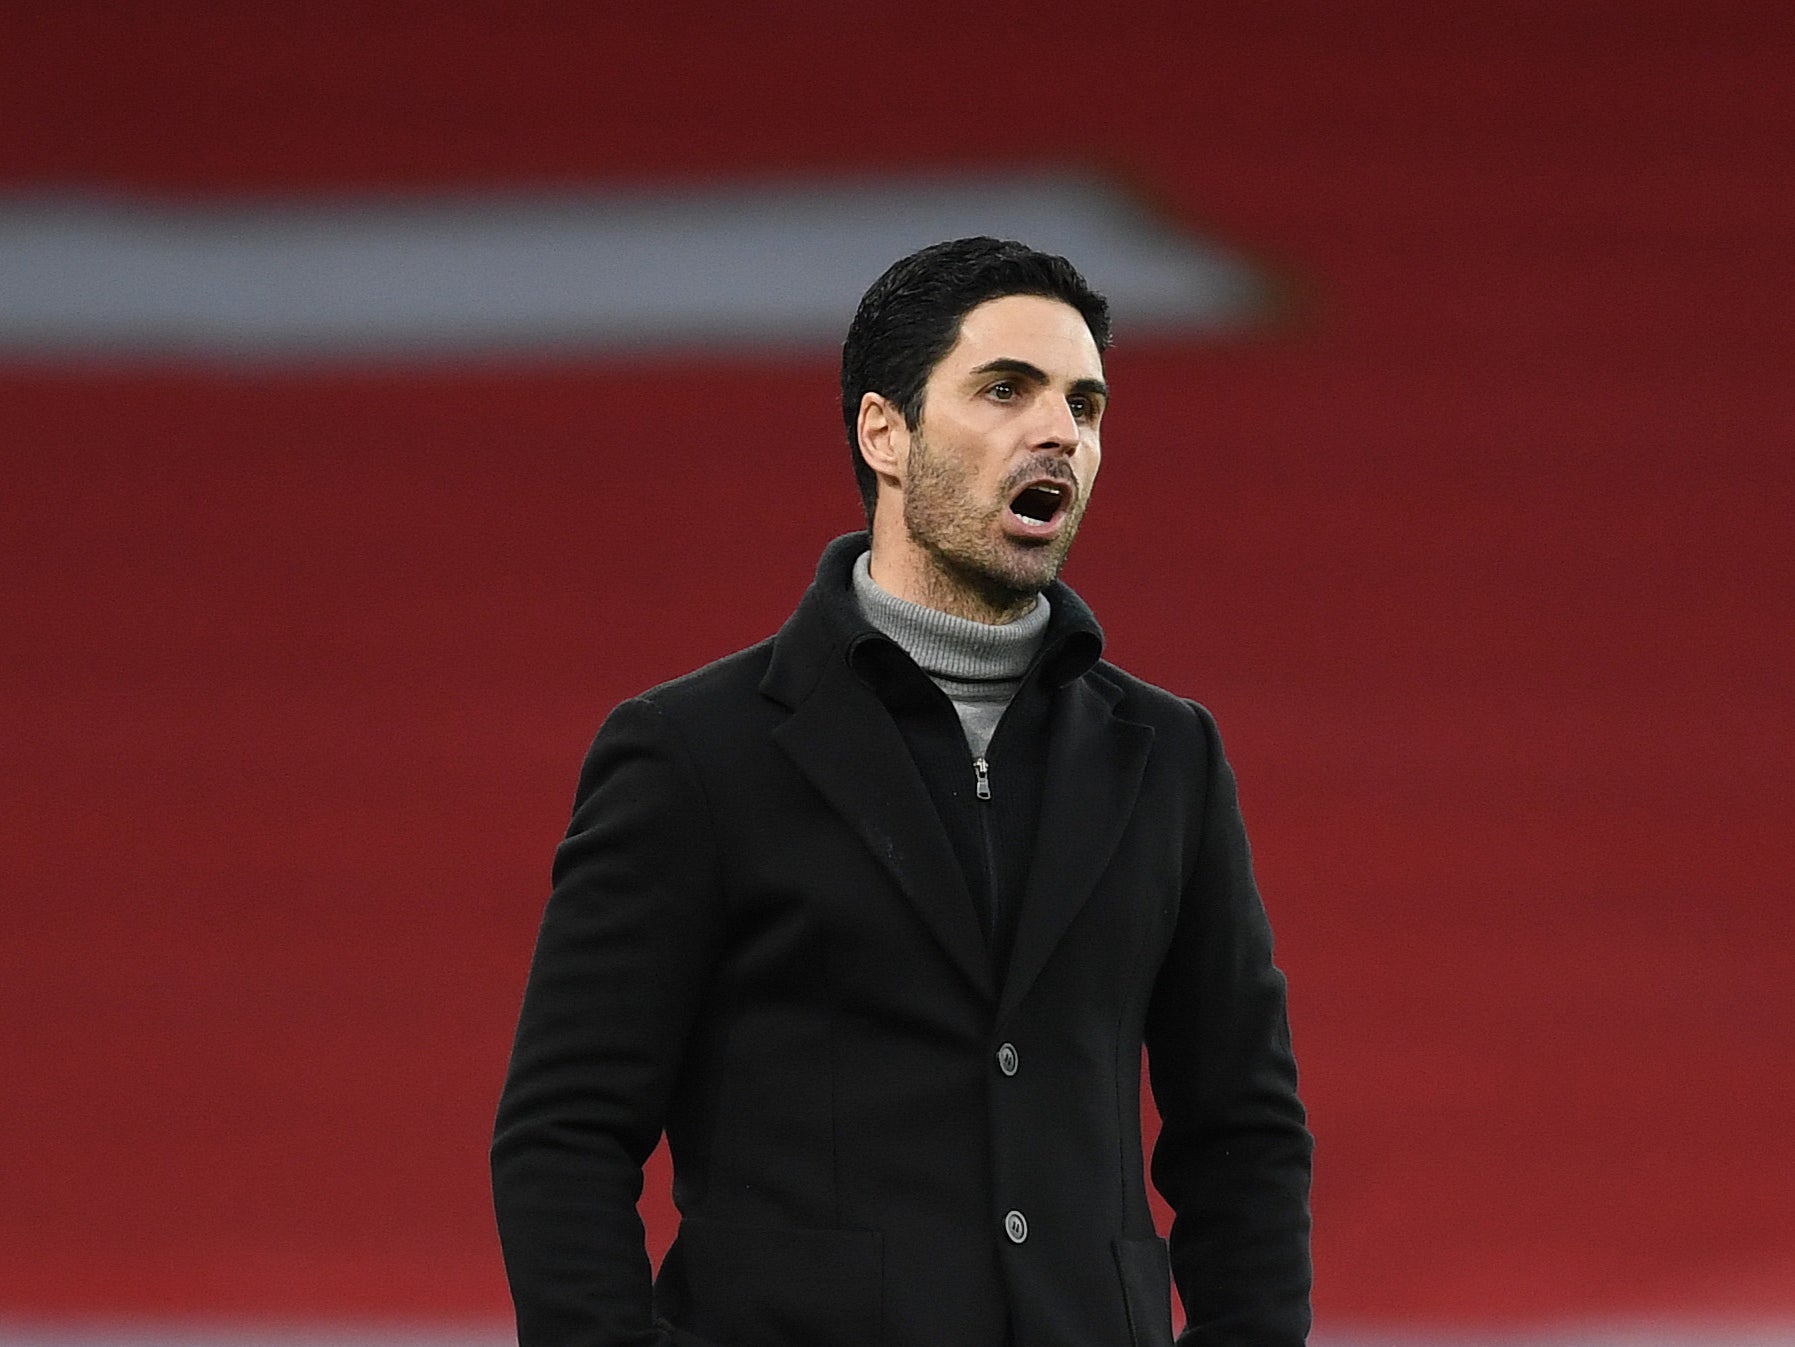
[1145,704,1313,1346]
[492,697,725,1347]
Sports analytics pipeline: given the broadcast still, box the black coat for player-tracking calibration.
[492,535,1312,1347]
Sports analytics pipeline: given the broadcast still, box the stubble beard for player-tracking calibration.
[900,431,1088,623]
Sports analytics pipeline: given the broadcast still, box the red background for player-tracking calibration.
[4,0,1792,1330]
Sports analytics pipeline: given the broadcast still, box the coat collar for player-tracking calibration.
[764,534,1151,1012]
[761,533,1106,709]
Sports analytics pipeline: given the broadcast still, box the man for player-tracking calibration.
[492,237,1312,1347]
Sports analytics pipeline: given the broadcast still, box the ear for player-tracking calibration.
[856,392,910,489]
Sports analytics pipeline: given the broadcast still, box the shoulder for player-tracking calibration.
[568,637,779,806]
[1080,660,1233,820]
[634,636,777,716]
[587,636,781,763]
[1084,658,1220,742]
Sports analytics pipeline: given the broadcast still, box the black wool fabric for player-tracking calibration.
[848,633,1054,986]
[491,531,1313,1347]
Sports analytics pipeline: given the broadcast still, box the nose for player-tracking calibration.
[1031,395,1082,454]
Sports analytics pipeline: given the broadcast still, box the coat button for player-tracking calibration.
[1004,1209,1028,1243]
[996,1043,1019,1076]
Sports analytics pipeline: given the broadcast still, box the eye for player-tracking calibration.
[1069,394,1101,422]
[987,380,1017,402]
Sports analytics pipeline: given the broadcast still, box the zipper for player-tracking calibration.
[973,753,1000,954]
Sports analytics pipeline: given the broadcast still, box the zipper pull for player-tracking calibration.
[973,757,992,800]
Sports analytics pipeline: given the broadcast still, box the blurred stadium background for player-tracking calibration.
[3,2,1791,1344]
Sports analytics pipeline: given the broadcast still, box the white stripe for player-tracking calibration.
[0,173,1270,360]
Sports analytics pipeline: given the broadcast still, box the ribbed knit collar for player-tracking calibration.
[758,534,1105,708]
[850,549,1049,685]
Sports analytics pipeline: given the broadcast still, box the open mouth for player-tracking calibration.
[1009,481,1070,526]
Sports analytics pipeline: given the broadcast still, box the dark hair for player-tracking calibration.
[840,236,1111,526]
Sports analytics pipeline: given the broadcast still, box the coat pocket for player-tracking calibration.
[1111,1234,1173,1347]
[660,1216,883,1347]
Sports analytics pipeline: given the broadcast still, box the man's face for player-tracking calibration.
[897,293,1107,615]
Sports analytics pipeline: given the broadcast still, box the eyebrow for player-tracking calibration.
[969,358,1109,402]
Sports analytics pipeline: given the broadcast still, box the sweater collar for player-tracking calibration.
[760,532,1105,709]
[850,549,1049,685]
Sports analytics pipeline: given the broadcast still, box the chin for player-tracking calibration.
[987,548,1065,597]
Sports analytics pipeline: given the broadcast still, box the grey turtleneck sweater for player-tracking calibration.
[852,549,1049,756]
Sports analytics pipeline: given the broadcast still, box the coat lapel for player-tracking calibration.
[998,676,1154,1022]
[771,654,996,1003]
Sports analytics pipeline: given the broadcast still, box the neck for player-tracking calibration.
[853,550,1049,678]
[867,546,1038,625]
